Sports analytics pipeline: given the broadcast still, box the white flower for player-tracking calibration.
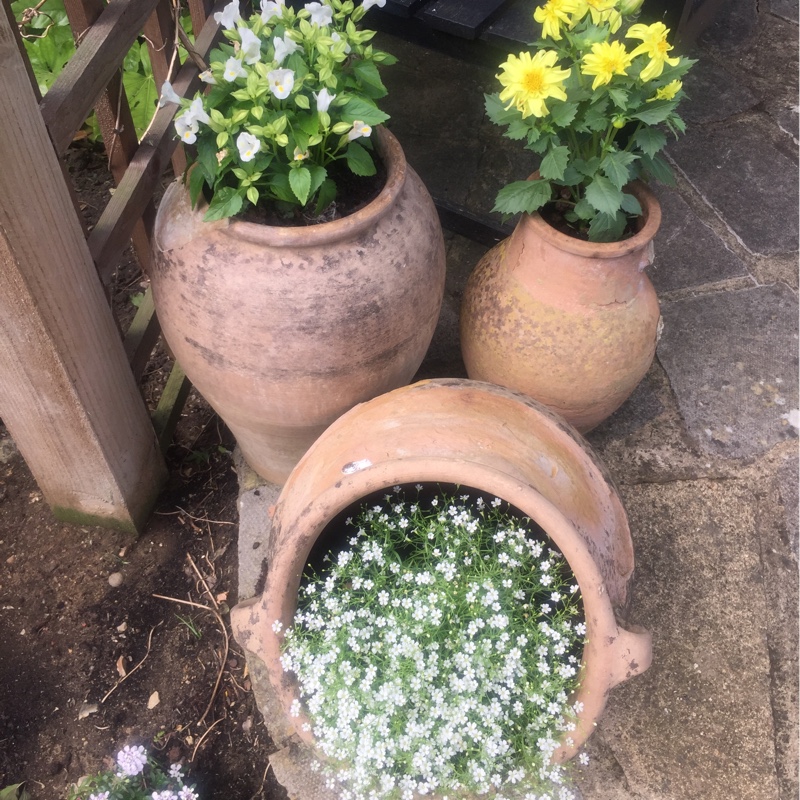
[268,68,295,98]
[116,745,148,777]
[305,1,333,26]
[347,120,372,140]
[213,0,239,29]
[224,56,247,82]
[273,32,300,64]
[174,115,199,144]
[293,147,309,160]
[578,752,590,765]
[362,0,386,9]
[260,0,285,22]
[199,69,217,84]
[238,27,262,64]
[158,80,181,107]
[177,788,199,800]
[237,132,260,161]
[185,96,210,125]
[313,87,336,112]
[331,31,351,53]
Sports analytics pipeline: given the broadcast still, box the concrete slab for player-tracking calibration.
[667,114,799,256]
[577,480,783,800]
[770,0,799,24]
[680,58,760,126]
[656,283,799,459]
[649,186,750,293]
[778,450,799,557]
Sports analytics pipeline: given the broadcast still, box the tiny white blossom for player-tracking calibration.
[313,87,336,113]
[271,618,283,633]
[116,745,148,777]
[158,80,181,107]
[199,69,217,84]
[174,115,199,144]
[224,56,247,82]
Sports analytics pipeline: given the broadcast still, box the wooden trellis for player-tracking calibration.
[0,0,224,532]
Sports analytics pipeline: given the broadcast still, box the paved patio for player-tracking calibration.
[235,2,799,799]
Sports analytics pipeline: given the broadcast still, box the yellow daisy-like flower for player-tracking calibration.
[571,0,622,31]
[497,50,571,119]
[626,22,681,82]
[533,0,581,41]
[648,79,682,101]
[581,40,633,89]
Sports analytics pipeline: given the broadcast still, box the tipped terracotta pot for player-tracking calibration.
[460,182,662,432]
[150,127,446,484]
[231,378,652,763]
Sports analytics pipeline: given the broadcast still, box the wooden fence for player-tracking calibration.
[0,0,224,532]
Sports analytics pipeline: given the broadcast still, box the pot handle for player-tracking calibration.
[608,624,653,689]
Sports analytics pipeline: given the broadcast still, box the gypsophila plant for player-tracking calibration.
[67,745,199,800]
[488,0,695,242]
[164,0,395,221]
[279,486,589,800]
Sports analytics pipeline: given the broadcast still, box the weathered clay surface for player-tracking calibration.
[151,128,446,484]
[231,379,652,765]
[460,182,662,432]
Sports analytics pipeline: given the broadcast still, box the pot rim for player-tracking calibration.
[524,178,662,258]
[191,125,406,248]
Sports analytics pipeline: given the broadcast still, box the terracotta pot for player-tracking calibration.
[231,378,652,764]
[151,127,446,484]
[460,182,662,432]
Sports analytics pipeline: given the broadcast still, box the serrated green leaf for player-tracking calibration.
[620,192,642,216]
[492,180,552,216]
[557,165,583,186]
[632,127,667,158]
[289,166,312,205]
[485,92,519,125]
[549,101,578,127]
[585,175,624,215]
[601,150,638,189]
[204,187,243,221]
[608,88,629,110]
[582,98,609,132]
[588,210,627,242]
[539,145,570,181]
[573,198,595,220]
[346,141,376,176]
[353,59,387,97]
[631,100,676,125]
[667,113,686,135]
[505,119,531,140]
[340,96,389,126]
[641,154,676,186]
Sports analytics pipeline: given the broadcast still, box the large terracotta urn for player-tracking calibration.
[460,182,662,432]
[151,127,446,484]
[231,379,652,764]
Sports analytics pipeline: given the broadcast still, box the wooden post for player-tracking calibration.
[0,7,167,532]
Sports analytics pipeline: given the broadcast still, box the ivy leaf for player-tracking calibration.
[346,141,377,176]
[484,92,518,126]
[601,150,638,189]
[539,145,570,181]
[588,210,627,242]
[340,96,390,126]
[289,166,312,205]
[632,127,667,158]
[549,101,578,127]
[203,186,243,221]
[492,179,552,216]
[353,60,387,98]
[620,192,643,216]
[585,175,624,215]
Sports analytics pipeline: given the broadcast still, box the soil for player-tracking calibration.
[0,142,288,800]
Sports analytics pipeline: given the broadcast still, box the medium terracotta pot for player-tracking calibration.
[231,378,652,764]
[151,128,446,483]
[460,182,662,432]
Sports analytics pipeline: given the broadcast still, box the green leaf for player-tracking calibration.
[573,198,595,220]
[505,119,531,140]
[601,150,638,189]
[353,59,387,98]
[307,164,327,197]
[188,166,206,208]
[620,192,643,216]
[269,172,297,204]
[667,113,687,135]
[640,154,676,186]
[0,784,30,800]
[539,145,570,181]
[340,96,390,126]
[588,211,627,242]
[549,101,578,127]
[484,92,518,126]
[346,141,376,176]
[289,166,312,205]
[631,100,676,125]
[585,175,624,215]
[557,165,583,186]
[492,179,552,216]
[196,136,219,182]
[294,93,310,110]
[204,187,243,221]
[582,98,609,132]
[246,185,259,205]
[632,127,667,158]
[315,177,337,215]
[608,88,629,110]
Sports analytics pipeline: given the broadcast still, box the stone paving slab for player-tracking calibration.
[649,186,750,293]
[680,57,760,126]
[667,114,799,256]
[577,480,785,800]
[656,283,799,460]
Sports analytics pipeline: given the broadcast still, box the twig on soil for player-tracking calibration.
[152,594,229,726]
[154,507,235,526]
[100,623,162,704]
[249,761,273,800]
[190,717,222,762]
[186,552,219,611]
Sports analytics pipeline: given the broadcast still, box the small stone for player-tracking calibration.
[108,572,123,587]
[147,691,160,709]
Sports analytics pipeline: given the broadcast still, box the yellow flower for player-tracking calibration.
[581,40,633,89]
[626,22,681,81]
[648,79,682,101]
[533,0,581,40]
[571,0,622,31]
[497,50,571,118]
